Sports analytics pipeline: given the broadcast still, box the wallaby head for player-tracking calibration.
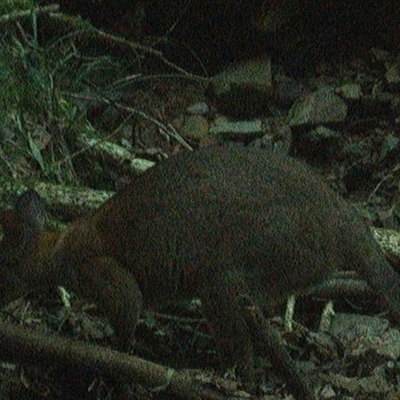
[0,188,142,351]
[0,190,64,307]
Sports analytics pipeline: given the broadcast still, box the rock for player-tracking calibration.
[209,119,264,141]
[209,57,274,118]
[288,87,348,126]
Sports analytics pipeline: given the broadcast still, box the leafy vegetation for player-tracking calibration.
[0,3,132,184]
[0,0,36,15]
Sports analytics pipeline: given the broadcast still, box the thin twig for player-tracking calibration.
[0,4,59,23]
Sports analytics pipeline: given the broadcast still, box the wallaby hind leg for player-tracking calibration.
[243,301,315,400]
[202,268,314,399]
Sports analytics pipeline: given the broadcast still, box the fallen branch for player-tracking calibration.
[0,323,229,400]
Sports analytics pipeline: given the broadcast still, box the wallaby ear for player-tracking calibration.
[0,191,46,267]
[15,190,46,235]
[0,209,22,248]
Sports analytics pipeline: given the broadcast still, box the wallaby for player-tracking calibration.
[1,147,400,399]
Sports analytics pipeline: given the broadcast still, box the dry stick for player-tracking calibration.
[308,277,371,298]
[68,92,194,151]
[0,323,228,400]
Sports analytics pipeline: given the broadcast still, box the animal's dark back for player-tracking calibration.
[95,147,353,305]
